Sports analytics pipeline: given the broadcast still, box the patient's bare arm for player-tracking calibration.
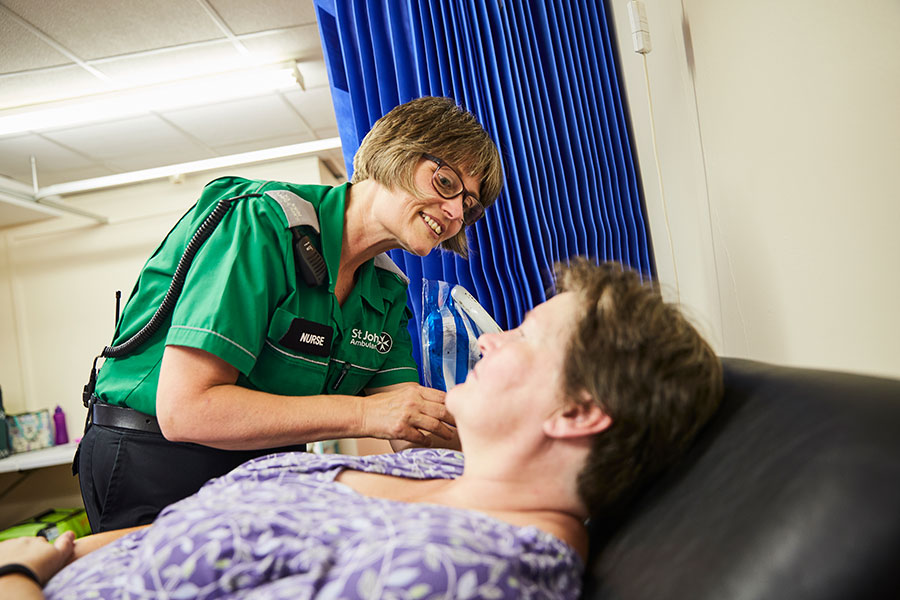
[70,525,148,563]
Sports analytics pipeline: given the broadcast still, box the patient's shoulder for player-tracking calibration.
[488,509,589,560]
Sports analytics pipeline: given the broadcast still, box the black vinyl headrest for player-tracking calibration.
[582,358,900,600]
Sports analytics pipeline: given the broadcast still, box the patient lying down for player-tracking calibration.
[2,259,722,599]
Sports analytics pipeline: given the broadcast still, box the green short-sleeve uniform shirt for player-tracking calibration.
[95,177,419,416]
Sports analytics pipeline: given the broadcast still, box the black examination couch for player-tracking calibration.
[582,358,900,600]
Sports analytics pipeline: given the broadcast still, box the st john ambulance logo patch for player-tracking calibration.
[350,329,393,354]
[375,332,392,354]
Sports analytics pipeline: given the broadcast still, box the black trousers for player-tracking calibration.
[76,424,304,533]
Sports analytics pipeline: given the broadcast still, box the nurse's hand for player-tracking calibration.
[363,383,458,447]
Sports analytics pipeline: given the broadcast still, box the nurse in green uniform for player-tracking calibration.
[76,96,504,532]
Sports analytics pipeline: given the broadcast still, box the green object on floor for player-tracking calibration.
[0,508,90,542]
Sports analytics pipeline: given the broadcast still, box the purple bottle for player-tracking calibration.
[53,405,69,445]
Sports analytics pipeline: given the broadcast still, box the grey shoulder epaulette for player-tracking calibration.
[374,253,410,285]
[264,189,320,233]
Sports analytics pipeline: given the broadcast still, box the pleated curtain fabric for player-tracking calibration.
[315,0,654,377]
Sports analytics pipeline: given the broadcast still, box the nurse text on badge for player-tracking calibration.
[280,318,333,357]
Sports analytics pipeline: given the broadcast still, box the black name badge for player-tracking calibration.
[279,318,333,357]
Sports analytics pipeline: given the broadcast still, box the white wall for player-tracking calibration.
[610,0,900,379]
[0,156,335,440]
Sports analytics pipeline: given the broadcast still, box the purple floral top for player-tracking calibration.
[45,449,582,599]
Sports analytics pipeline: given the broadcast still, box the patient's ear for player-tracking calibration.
[543,393,611,439]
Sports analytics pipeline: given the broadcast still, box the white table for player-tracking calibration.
[0,443,78,474]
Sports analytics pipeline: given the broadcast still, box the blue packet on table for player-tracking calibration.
[421,281,501,392]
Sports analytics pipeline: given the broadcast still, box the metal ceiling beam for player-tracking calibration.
[0,174,107,224]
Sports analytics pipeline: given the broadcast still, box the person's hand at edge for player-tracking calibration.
[0,530,75,598]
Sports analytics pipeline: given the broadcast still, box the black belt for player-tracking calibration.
[91,402,162,435]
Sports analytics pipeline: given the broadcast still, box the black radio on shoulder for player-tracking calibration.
[293,231,327,288]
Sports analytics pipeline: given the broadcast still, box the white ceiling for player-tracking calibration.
[0,0,346,192]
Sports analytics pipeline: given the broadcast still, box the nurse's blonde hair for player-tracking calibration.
[351,96,503,257]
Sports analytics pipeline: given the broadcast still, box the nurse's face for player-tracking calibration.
[379,157,479,256]
[447,292,578,438]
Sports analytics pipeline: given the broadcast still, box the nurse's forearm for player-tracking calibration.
[160,388,369,450]
[157,346,453,449]
[157,345,366,448]
[158,386,365,451]
[161,383,458,450]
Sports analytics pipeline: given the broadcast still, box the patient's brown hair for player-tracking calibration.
[556,258,723,519]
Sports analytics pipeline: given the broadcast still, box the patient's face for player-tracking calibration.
[447,292,577,436]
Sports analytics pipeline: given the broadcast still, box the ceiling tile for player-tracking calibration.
[162,94,312,147]
[2,0,224,60]
[0,1,340,192]
[240,25,323,63]
[210,0,317,35]
[283,88,338,130]
[0,10,70,72]
[104,145,219,172]
[313,126,339,140]
[38,165,118,186]
[212,133,318,157]
[42,115,214,161]
[0,66,111,110]
[0,134,98,184]
[91,41,247,89]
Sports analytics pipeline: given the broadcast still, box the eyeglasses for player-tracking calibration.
[423,153,485,226]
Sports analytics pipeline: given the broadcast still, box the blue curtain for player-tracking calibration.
[314,0,654,378]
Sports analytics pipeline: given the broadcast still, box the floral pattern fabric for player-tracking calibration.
[46,449,582,599]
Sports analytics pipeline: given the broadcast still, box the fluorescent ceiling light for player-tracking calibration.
[36,137,342,199]
[0,63,301,137]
